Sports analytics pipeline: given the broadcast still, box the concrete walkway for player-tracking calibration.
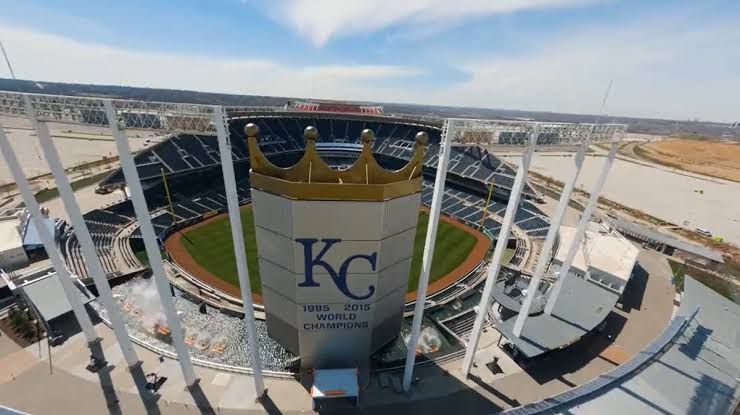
[0,248,676,414]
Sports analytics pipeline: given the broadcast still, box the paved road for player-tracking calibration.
[0,247,675,415]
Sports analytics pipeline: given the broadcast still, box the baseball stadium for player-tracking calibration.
[71,108,550,369]
[0,93,738,414]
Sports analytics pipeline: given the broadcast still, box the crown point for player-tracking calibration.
[415,131,428,145]
[361,129,374,144]
[304,126,318,141]
[245,123,259,137]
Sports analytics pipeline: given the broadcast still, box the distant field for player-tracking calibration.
[668,259,738,301]
[636,139,740,182]
[177,205,485,295]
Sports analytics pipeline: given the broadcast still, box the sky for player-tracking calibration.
[0,0,738,122]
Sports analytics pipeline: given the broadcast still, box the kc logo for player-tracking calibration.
[295,238,377,300]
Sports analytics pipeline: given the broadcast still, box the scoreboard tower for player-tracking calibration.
[248,124,427,369]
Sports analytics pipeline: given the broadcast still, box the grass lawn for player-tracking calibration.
[407,213,478,292]
[179,205,485,295]
[26,171,113,204]
[668,258,738,300]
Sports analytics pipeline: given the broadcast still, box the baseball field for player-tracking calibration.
[165,204,491,299]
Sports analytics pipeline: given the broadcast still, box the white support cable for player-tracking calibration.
[544,143,618,315]
[512,145,586,337]
[103,100,198,386]
[461,126,539,377]
[402,119,455,392]
[0,40,16,80]
[212,108,266,398]
[0,123,99,344]
[24,97,141,367]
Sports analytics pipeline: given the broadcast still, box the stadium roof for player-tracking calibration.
[21,216,56,248]
[502,277,740,414]
[607,218,724,263]
[0,217,23,253]
[21,273,94,322]
[498,274,620,358]
[554,223,639,283]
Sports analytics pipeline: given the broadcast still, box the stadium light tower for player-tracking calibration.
[104,100,199,387]
[212,108,266,399]
[461,125,539,377]
[402,119,455,391]
[512,144,586,336]
[0,124,101,347]
[544,143,618,314]
[23,97,142,368]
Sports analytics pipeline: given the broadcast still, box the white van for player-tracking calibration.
[695,228,712,237]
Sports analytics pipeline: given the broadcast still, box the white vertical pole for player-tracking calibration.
[103,100,198,386]
[0,122,99,344]
[212,109,265,398]
[512,145,586,337]
[461,126,538,377]
[25,98,141,367]
[544,142,618,315]
[402,119,455,392]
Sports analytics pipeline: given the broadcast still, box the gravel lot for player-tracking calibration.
[504,152,740,246]
[0,115,161,186]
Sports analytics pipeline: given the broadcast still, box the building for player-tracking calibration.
[552,222,638,295]
[496,222,639,359]
[1,268,95,342]
[0,213,29,271]
[0,208,59,272]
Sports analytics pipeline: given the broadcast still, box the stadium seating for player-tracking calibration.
[100,116,539,199]
[85,115,554,280]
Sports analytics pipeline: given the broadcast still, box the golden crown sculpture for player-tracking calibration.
[246,123,427,201]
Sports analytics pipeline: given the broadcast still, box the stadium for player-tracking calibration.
[0,93,738,414]
[61,109,555,367]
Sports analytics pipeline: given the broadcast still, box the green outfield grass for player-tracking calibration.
[179,205,490,295]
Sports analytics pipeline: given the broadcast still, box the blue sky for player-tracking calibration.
[0,0,738,121]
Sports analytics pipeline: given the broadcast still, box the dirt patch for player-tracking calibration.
[637,139,740,182]
[165,207,490,306]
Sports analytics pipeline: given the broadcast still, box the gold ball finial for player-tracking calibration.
[415,131,428,145]
[245,123,259,137]
[361,129,374,144]
[304,126,318,141]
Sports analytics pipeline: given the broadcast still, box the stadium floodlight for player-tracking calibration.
[544,143,618,315]
[212,107,266,399]
[402,119,455,392]
[104,100,199,386]
[0,124,100,345]
[461,125,539,378]
[512,145,586,337]
[23,97,142,368]
[451,118,625,146]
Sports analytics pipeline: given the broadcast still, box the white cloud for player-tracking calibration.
[0,24,417,101]
[444,15,740,121]
[1,14,738,122]
[267,0,594,46]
